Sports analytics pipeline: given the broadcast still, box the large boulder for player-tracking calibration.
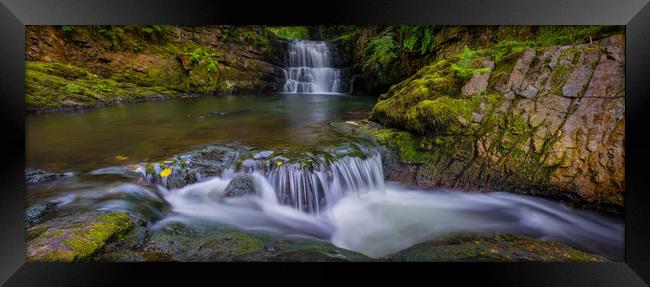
[27,211,134,262]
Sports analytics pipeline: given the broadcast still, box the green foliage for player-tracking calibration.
[400,26,436,55]
[130,40,144,52]
[61,25,74,33]
[267,26,310,40]
[484,25,624,63]
[239,31,270,49]
[140,25,172,41]
[97,26,126,48]
[185,47,219,72]
[363,35,398,72]
[451,45,491,78]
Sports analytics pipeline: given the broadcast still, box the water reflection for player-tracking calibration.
[27,94,376,172]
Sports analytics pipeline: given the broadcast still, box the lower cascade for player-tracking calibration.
[282,40,343,94]
[151,150,623,259]
[267,154,385,213]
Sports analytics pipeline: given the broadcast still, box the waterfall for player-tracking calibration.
[266,154,385,214]
[282,40,343,94]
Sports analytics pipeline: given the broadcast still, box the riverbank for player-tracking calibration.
[26,26,288,112]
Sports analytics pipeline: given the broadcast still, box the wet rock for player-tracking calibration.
[141,222,371,262]
[26,211,134,262]
[25,168,67,184]
[461,60,494,96]
[25,201,58,227]
[223,174,257,198]
[141,144,247,189]
[382,234,607,262]
[142,223,266,261]
[253,150,274,159]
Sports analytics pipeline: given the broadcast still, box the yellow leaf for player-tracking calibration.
[276,161,283,166]
[115,155,128,161]
[160,167,172,177]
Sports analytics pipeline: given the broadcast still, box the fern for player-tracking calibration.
[363,35,398,71]
[451,45,491,78]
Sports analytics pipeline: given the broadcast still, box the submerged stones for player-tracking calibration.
[25,168,69,184]
[25,201,59,227]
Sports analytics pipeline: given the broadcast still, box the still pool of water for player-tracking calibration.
[27,94,376,172]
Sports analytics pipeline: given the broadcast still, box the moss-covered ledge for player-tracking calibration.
[26,211,134,262]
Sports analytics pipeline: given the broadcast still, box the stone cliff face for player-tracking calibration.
[25,26,287,112]
[367,34,625,213]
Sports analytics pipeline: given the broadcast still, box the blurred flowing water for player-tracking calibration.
[282,40,343,94]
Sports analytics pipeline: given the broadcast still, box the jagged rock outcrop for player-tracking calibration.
[367,34,625,213]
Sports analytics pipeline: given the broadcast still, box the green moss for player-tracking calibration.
[369,60,465,130]
[384,233,606,262]
[550,63,572,96]
[267,26,310,40]
[451,45,492,78]
[220,231,265,256]
[410,96,473,134]
[26,61,183,111]
[27,212,134,262]
[61,25,74,33]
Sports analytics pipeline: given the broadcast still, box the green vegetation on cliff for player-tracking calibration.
[26,25,285,112]
[267,26,310,40]
[367,27,625,210]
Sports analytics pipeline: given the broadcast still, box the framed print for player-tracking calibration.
[1,0,649,285]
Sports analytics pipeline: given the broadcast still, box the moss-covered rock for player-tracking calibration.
[26,211,135,262]
[363,34,625,213]
[25,25,287,112]
[383,234,607,262]
[136,222,370,262]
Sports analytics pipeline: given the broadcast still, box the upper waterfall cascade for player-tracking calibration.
[282,40,343,94]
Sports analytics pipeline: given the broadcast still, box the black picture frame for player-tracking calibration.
[1,0,649,285]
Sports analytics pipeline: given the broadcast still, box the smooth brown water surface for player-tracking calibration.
[27,94,376,172]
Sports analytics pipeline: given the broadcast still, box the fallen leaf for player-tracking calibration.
[115,155,128,161]
[160,167,172,177]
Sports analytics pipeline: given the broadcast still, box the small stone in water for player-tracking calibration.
[242,159,258,170]
[253,150,274,159]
